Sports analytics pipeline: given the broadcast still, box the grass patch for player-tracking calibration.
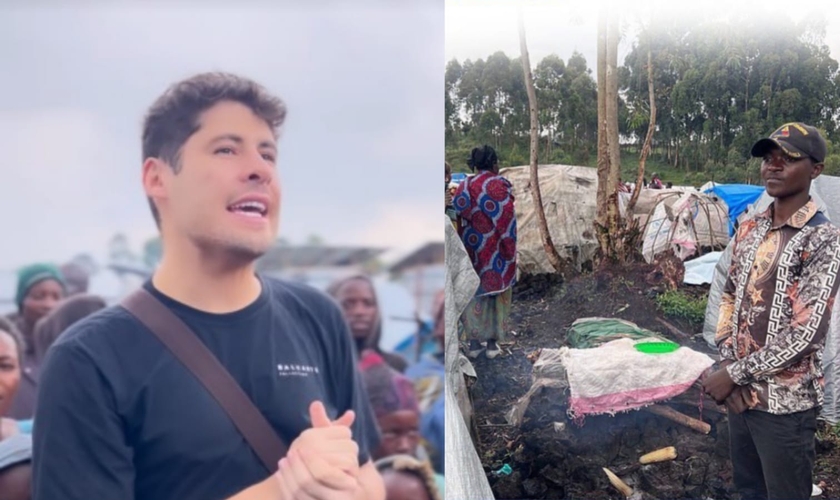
[655,290,708,325]
[817,421,840,443]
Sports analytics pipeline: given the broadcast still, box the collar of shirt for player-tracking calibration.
[756,198,819,230]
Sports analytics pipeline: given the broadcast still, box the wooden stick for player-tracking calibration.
[655,317,691,341]
[603,468,634,498]
[643,404,711,434]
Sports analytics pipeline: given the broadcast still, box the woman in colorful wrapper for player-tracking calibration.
[452,145,516,359]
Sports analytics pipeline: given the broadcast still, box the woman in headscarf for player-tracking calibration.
[0,317,23,439]
[650,172,664,189]
[327,274,408,373]
[375,454,443,500]
[360,350,444,496]
[4,264,65,419]
[452,145,517,359]
[32,294,107,364]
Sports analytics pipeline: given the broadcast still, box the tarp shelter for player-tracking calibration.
[702,183,765,235]
[702,175,840,424]
[683,251,723,285]
[622,189,730,264]
[500,164,600,274]
[444,215,495,499]
[451,172,468,185]
[502,165,731,272]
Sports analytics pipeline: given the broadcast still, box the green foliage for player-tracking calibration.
[824,154,840,177]
[655,290,708,325]
[446,15,840,184]
[816,421,840,443]
[143,237,162,270]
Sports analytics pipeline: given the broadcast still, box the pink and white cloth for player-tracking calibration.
[561,338,715,417]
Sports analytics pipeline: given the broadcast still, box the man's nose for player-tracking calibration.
[244,152,274,184]
[396,435,413,453]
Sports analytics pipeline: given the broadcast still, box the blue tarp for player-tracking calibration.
[703,184,764,235]
[451,173,468,184]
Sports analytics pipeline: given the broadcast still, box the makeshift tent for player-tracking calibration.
[623,189,730,264]
[500,165,600,274]
[444,215,495,499]
[702,175,840,424]
[502,164,731,272]
[702,184,765,235]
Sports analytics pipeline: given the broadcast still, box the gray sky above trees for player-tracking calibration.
[446,0,840,76]
[0,1,442,269]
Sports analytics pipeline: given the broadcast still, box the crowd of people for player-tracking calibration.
[0,262,108,498]
[0,72,444,500]
[0,265,446,500]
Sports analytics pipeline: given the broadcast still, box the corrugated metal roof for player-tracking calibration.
[388,242,445,274]
[256,245,385,271]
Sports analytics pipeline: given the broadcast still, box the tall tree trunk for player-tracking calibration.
[595,8,624,263]
[766,76,774,122]
[596,9,609,227]
[675,137,680,169]
[519,9,564,273]
[605,11,622,261]
[745,68,750,113]
[629,47,656,214]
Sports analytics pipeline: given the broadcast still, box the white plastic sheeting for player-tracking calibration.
[683,251,723,285]
[499,165,730,273]
[444,216,495,499]
[500,165,600,274]
[702,179,840,424]
[637,191,730,264]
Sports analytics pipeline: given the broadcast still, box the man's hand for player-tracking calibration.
[288,401,360,477]
[225,402,363,500]
[724,385,759,415]
[276,449,359,500]
[703,366,737,404]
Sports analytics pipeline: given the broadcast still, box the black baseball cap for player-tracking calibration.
[751,122,827,163]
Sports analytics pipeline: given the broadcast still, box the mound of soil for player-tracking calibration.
[469,267,840,499]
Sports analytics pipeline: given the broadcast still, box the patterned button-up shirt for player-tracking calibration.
[717,200,840,414]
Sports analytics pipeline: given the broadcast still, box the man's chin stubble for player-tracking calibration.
[193,234,272,265]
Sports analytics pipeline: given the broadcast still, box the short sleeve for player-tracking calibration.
[32,342,135,500]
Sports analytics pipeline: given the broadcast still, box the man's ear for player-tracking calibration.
[142,157,168,199]
[812,161,825,180]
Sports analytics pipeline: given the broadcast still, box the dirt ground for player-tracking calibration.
[467,267,840,500]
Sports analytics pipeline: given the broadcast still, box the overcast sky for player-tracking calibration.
[446,0,840,77]
[0,2,442,270]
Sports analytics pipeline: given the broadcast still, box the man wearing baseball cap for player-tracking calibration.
[703,122,840,499]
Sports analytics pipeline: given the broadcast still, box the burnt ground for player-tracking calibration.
[467,266,840,500]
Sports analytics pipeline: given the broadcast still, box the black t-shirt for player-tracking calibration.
[32,277,379,500]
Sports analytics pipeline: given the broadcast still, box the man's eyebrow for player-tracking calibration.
[208,134,276,151]
[208,134,243,145]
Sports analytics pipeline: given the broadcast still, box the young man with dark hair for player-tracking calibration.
[33,72,384,500]
[703,122,840,500]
